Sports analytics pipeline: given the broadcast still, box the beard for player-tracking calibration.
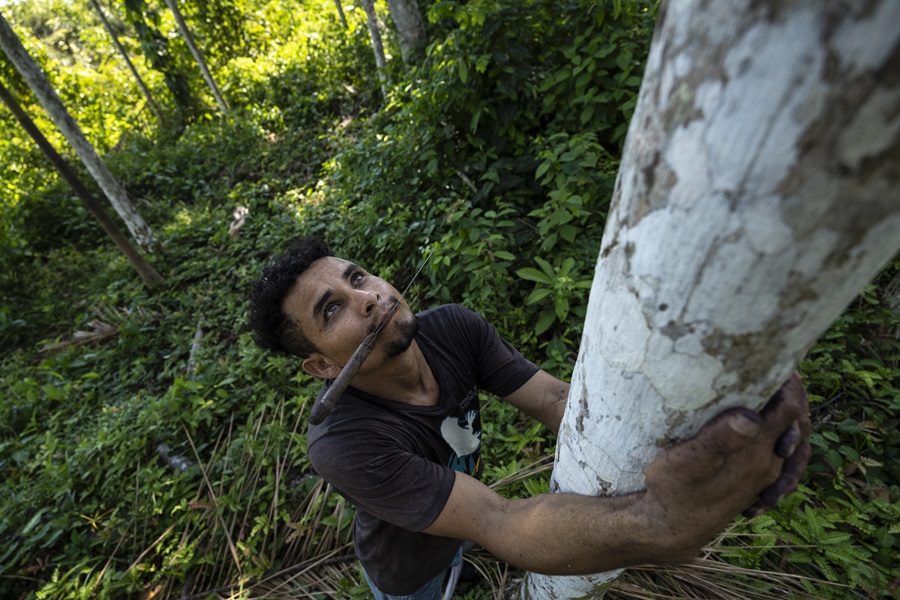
[383,312,419,359]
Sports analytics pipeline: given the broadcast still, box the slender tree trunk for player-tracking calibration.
[362,0,389,98]
[162,0,229,113]
[122,0,198,122]
[334,0,348,29]
[385,0,426,67]
[88,0,161,120]
[0,79,164,289]
[523,0,900,597]
[0,14,159,252]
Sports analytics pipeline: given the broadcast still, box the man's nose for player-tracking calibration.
[355,289,380,315]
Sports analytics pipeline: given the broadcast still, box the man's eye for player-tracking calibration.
[324,303,338,319]
[351,272,363,286]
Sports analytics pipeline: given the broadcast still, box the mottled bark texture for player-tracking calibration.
[385,0,426,66]
[0,14,160,252]
[523,0,900,597]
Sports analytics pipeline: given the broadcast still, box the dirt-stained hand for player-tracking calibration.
[642,372,812,560]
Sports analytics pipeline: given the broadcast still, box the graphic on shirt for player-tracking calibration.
[441,410,482,478]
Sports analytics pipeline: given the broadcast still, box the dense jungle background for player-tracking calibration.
[1,0,898,598]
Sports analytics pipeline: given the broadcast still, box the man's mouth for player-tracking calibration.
[369,299,400,335]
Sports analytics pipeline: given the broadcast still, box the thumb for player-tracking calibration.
[710,408,763,451]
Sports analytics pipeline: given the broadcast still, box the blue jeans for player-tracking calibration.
[362,546,463,600]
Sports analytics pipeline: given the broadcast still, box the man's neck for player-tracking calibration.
[351,340,439,407]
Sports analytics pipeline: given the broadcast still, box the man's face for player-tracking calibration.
[282,256,418,378]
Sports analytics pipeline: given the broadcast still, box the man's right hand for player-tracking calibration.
[641,372,812,561]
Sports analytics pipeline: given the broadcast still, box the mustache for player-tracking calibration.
[366,297,401,335]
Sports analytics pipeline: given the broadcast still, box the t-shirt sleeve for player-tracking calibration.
[449,304,540,396]
[308,419,455,532]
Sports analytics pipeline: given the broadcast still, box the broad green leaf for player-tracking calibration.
[616,51,633,70]
[526,288,553,304]
[535,160,552,180]
[516,267,553,284]
[534,256,555,279]
[41,384,65,401]
[580,106,594,125]
[535,309,556,335]
[555,296,569,321]
[21,509,47,535]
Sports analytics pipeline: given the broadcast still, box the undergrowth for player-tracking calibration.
[1,0,898,598]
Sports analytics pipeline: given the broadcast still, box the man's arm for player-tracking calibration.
[502,369,569,435]
[423,373,811,574]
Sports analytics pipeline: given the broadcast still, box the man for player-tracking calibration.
[248,237,811,600]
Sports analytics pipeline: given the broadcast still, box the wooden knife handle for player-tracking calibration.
[308,331,377,425]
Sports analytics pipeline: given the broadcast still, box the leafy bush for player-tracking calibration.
[1,0,898,598]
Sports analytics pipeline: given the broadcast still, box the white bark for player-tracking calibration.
[385,0,426,66]
[363,0,390,98]
[0,14,159,252]
[523,0,900,597]
[162,0,229,113]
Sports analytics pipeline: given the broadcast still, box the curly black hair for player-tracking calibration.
[248,237,332,357]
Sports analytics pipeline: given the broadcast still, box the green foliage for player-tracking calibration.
[718,260,900,598]
[3,0,151,151]
[1,0,898,598]
[122,0,204,120]
[517,256,593,336]
[0,0,158,278]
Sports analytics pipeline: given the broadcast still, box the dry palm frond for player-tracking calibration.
[180,549,357,600]
[464,550,513,599]
[612,560,813,600]
[40,302,163,352]
[489,456,553,491]
[39,319,118,351]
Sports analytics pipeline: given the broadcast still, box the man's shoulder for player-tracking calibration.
[416,304,491,344]
[416,303,472,319]
[416,303,483,328]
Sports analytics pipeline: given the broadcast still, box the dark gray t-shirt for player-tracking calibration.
[307,304,539,595]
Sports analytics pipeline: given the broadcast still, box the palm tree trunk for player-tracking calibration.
[363,0,390,99]
[88,0,161,120]
[385,0,426,66]
[334,0,348,29]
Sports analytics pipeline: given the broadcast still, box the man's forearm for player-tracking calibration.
[478,490,690,574]
[504,370,569,435]
[425,472,689,575]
